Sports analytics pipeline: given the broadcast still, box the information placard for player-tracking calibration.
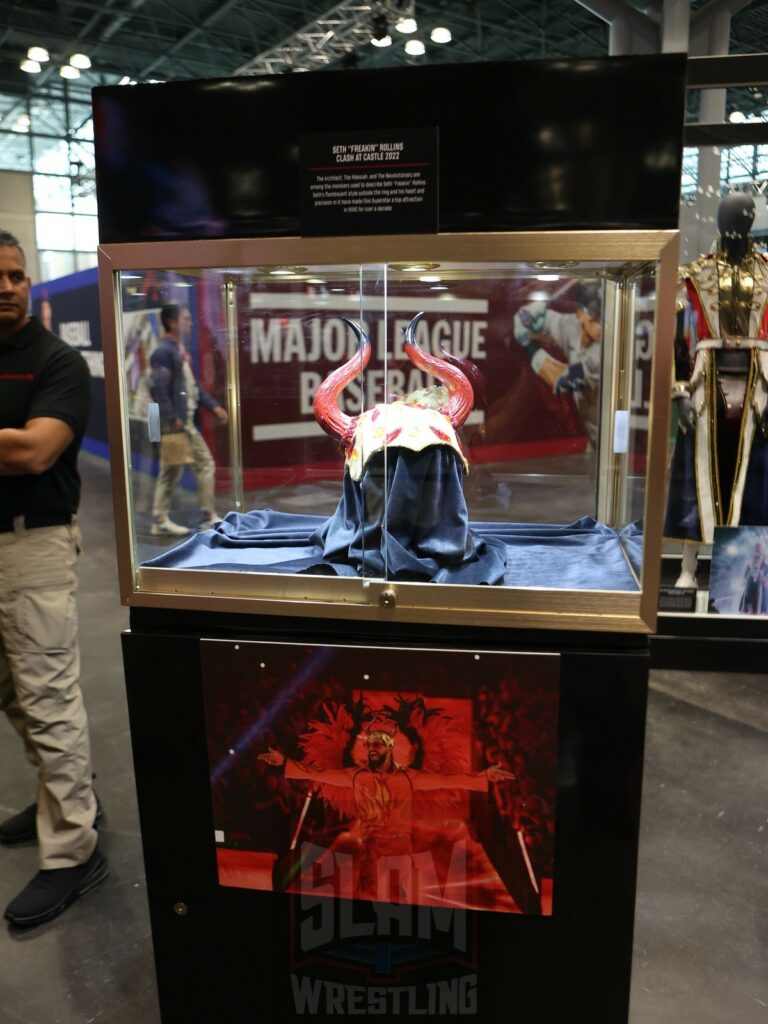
[300,127,438,236]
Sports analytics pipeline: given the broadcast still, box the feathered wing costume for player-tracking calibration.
[288,696,518,909]
[296,695,471,821]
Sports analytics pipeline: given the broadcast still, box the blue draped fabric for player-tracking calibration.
[665,416,768,541]
[619,520,644,582]
[311,447,507,584]
[143,447,642,591]
[741,430,768,527]
[664,428,701,541]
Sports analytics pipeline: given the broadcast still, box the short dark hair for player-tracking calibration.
[160,304,179,332]
[580,301,601,321]
[0,229,25,265]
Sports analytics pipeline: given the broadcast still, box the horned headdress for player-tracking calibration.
[313,313,475,479]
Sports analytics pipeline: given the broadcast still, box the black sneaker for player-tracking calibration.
[0,795,103,845]
[4,846,109,927]
[0,803,37,845]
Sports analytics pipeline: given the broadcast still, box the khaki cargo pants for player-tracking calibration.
[0,519,98,869]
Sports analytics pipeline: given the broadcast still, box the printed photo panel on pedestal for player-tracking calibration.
[202,640,558,919]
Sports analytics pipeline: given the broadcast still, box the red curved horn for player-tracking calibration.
[403,313,474,427]
[313,319,371,444]
[438,346,486,409]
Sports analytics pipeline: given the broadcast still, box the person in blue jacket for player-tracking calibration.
[149,304,228,536]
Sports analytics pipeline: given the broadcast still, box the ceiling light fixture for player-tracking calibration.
[27,46,49,63]
[60,65,80,79]
[396,17,418,33]
[390,262,440,273]
[266,265,308,276]
[430,26,452,44]
[371,13,391,46]
[70,53,92,69]
[20,58,42,74]
[405,39,426,56]
[728,110,746,123]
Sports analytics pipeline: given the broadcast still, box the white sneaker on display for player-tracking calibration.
[674,544,698,589]
[149,517,190,537]
[198,512,223,530]
[674,568,697,589]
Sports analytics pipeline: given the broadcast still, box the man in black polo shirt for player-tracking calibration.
[0,230,107,927]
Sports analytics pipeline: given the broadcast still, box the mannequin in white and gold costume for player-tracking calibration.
[665,193,768,587]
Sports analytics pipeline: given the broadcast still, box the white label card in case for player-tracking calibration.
[147,402,161,442]
[613,410,629,453]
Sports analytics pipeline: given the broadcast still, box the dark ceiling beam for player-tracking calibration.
[509,6,555,41]
[544,7,607,51]
[690,0,758,37]
[138,0,263,77]
[1,1,261,49]
[572,0,658,51]
[687,51,768,88]
[0,22,257,63]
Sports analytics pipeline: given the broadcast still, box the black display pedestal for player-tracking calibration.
[123,608,648,1024]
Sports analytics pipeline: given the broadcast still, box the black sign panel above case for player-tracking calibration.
[92,54,687,243]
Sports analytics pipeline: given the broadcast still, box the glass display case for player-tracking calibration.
[99,230,678,632]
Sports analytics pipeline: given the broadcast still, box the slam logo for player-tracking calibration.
[288,841,478,1017]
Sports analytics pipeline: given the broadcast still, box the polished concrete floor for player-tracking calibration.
[0,454,766,1023]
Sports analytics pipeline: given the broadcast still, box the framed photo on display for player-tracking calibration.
[202,640,559,918]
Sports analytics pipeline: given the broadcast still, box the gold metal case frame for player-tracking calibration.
[99,230,678,633]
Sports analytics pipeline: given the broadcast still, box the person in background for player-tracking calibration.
[0,229,106,927]
[739,542,767,616]
[149,303,228,536]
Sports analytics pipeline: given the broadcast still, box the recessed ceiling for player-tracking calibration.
[0,1,765,120]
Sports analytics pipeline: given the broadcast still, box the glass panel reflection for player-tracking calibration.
[237,265,380,577]
[378,262,646,590]
[118,259,654,595]
[119,269,234,568]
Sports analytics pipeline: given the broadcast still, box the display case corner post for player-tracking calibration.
[98,246,137,606]
[640,230,680,621]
